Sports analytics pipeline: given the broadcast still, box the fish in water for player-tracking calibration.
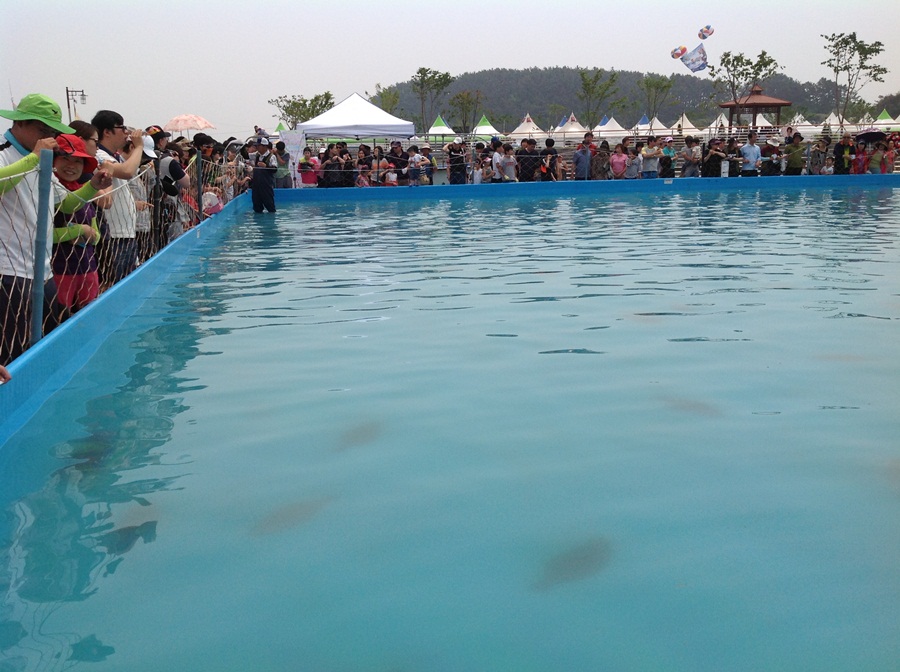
[250,497,331,537]
[660,396,722,417]
[532,536,612,591]
[335,420,382,451]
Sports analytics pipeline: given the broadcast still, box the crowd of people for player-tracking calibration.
[0,92,254,368]
[1,91,897,371]
[286,129,898,187]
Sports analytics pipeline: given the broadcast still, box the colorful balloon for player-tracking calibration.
[671,46,687,59]
[698,25,714,39]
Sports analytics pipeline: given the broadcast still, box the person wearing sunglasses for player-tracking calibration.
[91,110,145,287]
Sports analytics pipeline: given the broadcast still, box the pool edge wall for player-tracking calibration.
[0,193,251,447]
[1,174,897,447]
[281,173,900,201]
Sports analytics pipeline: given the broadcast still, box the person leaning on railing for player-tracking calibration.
[0,93,112,365]
[91,110,144,287]
[51,134,104,322]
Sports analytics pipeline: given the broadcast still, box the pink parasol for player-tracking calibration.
[163,114,216,133]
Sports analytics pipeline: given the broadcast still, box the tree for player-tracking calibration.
[576,68,621,131]
[875,91,900,116]
[546,103,567,131]
[709,51,780,124]
[449,90,484,134]
[267,92,335,129]
[367,84,400,115]
[821,32,888,126]
[410,67,455,132]
[637,74,674,133]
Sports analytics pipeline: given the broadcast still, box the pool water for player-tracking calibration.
[1,188,899,670]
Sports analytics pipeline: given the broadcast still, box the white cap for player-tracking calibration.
[142,135,157,159]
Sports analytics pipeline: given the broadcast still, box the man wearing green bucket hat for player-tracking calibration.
[0,93,112,364]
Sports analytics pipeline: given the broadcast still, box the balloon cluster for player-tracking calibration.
[671,25,714,58]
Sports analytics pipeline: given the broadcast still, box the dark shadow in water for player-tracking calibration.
[532,536,613,591]
[334,420,383,452]
[249,497,332,537]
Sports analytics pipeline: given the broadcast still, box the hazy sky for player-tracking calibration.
[4,0,899,140]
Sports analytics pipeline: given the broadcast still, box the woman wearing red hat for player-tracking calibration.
[51,134,103,318]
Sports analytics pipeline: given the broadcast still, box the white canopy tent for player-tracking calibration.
[280,93,415,183]
[293,92,414,139]
[427,115,456,138]
[594,116,627,139]
[709,112,729,131]
[855,112,875,129]
[471,114,501,139]
[508,113,546,140]
[554,112,588,140]
[671,113,702,137]
[648,116,670,135]
[820,112,844,130]
[631,114,651,134]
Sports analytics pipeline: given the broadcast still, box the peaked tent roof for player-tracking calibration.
[710,112,730,129]
[789,113,809,126]
[295,92,415,138]
[821,112,843,128]
[556,112,588,137]
[634,114,650,128]
[648,116,670,134]
[671,113,702,135]
[876,108,894,121]
[427,115,456,136]
[508,113,546,139]
[595,115,626,135]
[472,114,501,138]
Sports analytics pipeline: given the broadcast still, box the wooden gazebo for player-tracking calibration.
[719,84,791,128]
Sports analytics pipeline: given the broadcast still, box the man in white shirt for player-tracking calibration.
[91,110,144,285]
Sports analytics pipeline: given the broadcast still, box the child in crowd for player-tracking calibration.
[480,158,494,183]
[820,156,835,175]
[297,147,319,188]
[406,145,422,186]
[382,164,398,186]
[202,190,224,216]
[500,144,518,182]
[624,147,640,179]
[472,159,484,184]
[356,166,371,187]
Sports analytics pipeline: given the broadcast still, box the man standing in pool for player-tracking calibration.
[249,137,277,213]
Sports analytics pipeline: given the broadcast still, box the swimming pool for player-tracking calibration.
[1,182,899,670]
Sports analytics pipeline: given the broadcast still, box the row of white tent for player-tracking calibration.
[277,93,899,152]
[428,108,900,141]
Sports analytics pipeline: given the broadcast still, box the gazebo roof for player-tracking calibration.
[719,84,791,110]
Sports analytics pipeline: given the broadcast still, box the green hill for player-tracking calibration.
[384,67,855,134]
